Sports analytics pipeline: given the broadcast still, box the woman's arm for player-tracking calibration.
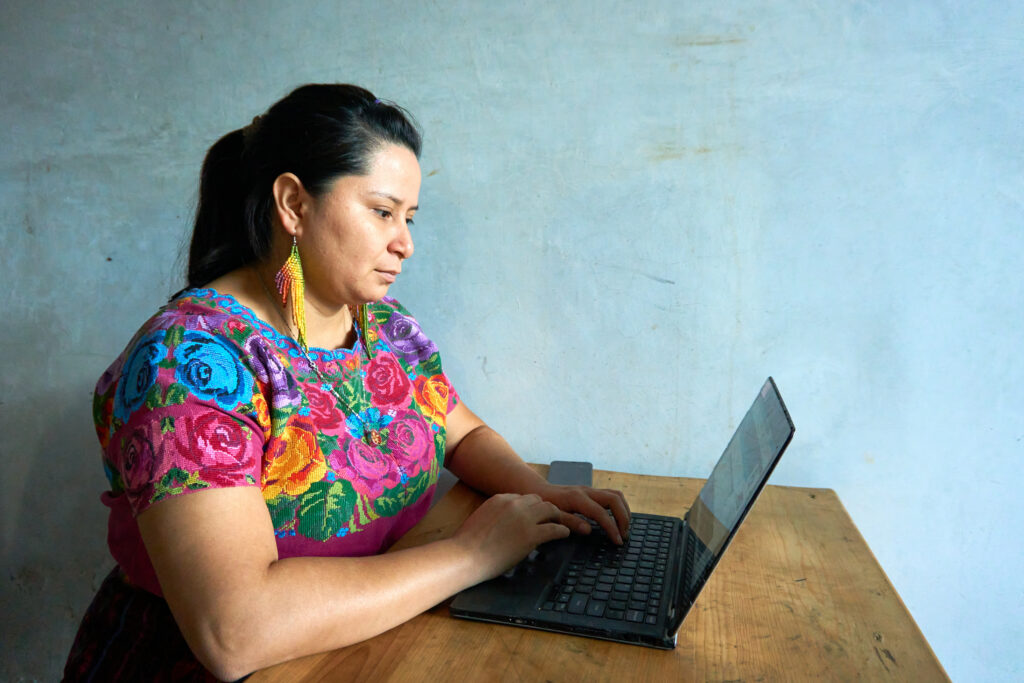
[444,402,631,544]
[139,484,568,680]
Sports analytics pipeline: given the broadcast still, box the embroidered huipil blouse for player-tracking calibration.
[93,288,458,596]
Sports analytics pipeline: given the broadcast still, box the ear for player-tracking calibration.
[271,173,311,238]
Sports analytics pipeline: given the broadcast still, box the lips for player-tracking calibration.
[376,269,400,283]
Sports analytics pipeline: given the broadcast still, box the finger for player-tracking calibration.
[571,492,623,544]
[536,521,572,544]
[524,498,563,522]
[559,510,591,535]
[595,489,631,538]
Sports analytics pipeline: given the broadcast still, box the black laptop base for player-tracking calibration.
[450,512,687,649]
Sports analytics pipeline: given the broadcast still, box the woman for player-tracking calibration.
[64,84,630,681]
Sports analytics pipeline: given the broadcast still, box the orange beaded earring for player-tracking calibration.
[274,235,307,350]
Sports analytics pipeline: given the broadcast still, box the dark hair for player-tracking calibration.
[185,84,422,289]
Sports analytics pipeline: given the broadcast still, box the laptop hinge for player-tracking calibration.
[667,520,692,634]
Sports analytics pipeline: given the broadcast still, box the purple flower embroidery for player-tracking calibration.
[245,335,301,411]
[381,313,437,365]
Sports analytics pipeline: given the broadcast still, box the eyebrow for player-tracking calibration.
[370,191,418,212]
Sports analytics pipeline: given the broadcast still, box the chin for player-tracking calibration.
[361,288,390,305]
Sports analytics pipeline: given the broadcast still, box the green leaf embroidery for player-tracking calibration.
[433,430,447,466]
[267,494,301,531]
[419,352,444,378]
[164,383,188,406]
[163,324,185,348]
[144,384,163,410]
[373,470,433,518]
[150,467,210,503]
[226,322,252,345]
[338,378,372,414]
[317,432,340,455]
[157,358,178,369]
[296,480,357,541]
[160,416,175,434]
[354,492,378,530]
[270,405,298,436]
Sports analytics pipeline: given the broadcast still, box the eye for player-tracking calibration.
[373,208,393,219]
[406,216,415,227]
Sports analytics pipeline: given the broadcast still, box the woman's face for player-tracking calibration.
[298,143,421,310]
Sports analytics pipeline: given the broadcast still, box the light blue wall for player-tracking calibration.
[2,2,1021,679]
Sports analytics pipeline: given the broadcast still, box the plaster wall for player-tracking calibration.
[2,1,1021,679]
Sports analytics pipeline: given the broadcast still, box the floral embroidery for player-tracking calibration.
[387,409,433,477]
[305,384,344,429]
[380,312,438,365]
[414,374,452,426]
[251,392,272,440]
[329,437,401,498]
[97,291,458,553]
[365,355,413,409]
[114,332,167,422]
[263,419,326,499]
[174,331,250,410]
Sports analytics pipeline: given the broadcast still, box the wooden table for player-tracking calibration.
[251,466,948,682]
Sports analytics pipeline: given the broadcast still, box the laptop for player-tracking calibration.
[449,377,795,649]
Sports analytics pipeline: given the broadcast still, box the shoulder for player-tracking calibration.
[370,297,441,366]
[96,291,267,426]
[369,295,414,320]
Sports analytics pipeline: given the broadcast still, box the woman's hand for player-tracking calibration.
[536,484,631,545]
[450,493,571,583]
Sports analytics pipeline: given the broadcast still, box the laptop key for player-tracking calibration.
[645,615,657,625]
[607,609,625,620]
[555,603,567,612]
[626,609,645,622]
[611,591,629,601]
[609,599,627,610]
[586,601,606,617]
[592,590,610,601]
[568,594,588,614]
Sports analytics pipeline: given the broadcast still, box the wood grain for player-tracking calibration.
[251,466,948,682]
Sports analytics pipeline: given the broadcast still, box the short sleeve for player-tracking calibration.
[95,323,265,516]
[371,297,460,416]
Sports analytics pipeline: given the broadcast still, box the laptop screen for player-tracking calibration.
[680,378,795,604]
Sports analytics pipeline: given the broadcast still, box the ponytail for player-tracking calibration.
[187,129,261,288]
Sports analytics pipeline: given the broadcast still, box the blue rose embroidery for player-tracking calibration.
[346,407,394,442]
[114,332,168,421]
[174,331,250,410]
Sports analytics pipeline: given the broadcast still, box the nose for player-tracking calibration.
[391,220,414,260]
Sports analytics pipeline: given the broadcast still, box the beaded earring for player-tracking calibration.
[275,235,308,350]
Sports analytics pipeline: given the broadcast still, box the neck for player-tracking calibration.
[250,265,357,351]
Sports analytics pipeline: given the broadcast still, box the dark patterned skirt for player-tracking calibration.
[63,566,231,682]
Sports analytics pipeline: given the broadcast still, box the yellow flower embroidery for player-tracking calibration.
[262,421,326,500]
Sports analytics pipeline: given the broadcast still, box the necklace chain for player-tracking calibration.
[253,270,362,405]
[252,269,410,487]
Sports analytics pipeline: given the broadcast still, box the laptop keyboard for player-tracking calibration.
[540,515,673,625]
